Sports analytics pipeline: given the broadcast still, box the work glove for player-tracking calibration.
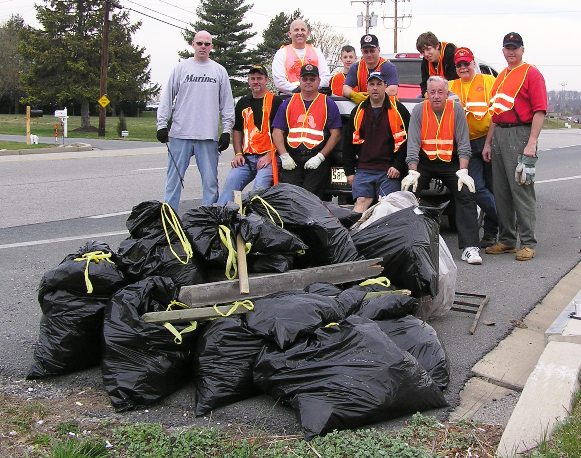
[279,153,297,170]
[217,132,230,152]
[515,154,537,185]
[304,152,325,170]
[156,127,168,143]
[401,170,420,192]
[456,168,476,193]
[348,91,369,105]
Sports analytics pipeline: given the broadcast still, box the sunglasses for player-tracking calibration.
[455,61,471,68]
[195,41,212,47]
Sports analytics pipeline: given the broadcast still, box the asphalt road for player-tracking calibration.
[1,130,580,433]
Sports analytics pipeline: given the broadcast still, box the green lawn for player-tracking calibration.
[0,112,158,142]
[0,140,56,150]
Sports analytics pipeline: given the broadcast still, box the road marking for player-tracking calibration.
[87,211,131,219]
[0,231,128,250]
[136,167,166,171]
[537,175,581,184]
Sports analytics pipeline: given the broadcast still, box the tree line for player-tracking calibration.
[0,0,347,132]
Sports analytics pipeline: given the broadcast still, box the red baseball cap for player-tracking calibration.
[454,47,474,65]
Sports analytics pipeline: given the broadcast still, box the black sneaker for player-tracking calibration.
[480,234,497,248]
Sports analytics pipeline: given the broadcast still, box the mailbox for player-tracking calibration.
[30,109,43,118]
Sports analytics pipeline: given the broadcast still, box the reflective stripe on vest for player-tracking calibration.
[449,74,489,120]
[242,92,275,154]
[283,45,319,84]
[489,63,531,115]
[421,99,455,162]
[356,58,387,92]
[285,93,327,149]
[428,42,449,77]
[352,96,407,152]
[330,72,346,96]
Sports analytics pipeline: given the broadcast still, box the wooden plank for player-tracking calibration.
[143,304,248,323]
[177,257,382,308]
[233,191,249,294]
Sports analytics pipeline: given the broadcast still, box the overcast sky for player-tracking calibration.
[2,0,579,92]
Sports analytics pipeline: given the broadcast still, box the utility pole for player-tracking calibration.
[98,0,111,137]
[352,0,384,34]
[382,0,412,53]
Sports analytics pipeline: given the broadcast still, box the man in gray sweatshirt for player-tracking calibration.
[156,30,235,210]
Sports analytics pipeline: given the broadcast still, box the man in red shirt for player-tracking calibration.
[483,32,547,261]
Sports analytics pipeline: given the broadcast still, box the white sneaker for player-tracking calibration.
[461,247,482,265]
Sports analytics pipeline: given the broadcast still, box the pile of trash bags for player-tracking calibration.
[28,187,456,439]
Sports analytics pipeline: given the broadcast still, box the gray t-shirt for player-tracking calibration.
[157,58,234,140]
[406,100,471,165]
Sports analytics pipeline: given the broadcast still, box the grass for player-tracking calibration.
[526,384,581,458]
[0,140,57,150]
[0,112,158,142]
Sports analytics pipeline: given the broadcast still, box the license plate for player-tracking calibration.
[331,167,347,185]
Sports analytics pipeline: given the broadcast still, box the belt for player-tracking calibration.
[496,122,531,128]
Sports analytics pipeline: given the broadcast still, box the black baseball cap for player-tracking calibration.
[248,64,268,76]
[360,34,379,48]
[503,32,524,48]
[300,63,319,77]
[367,71,386,83]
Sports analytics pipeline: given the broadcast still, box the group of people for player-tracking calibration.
[156,22,547,265]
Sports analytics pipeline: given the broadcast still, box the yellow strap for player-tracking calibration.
[249,196,284,228]
[359,276,391,289]
[213,299,254,317]
[163,300,197,344]
[160,202,193,265]
[324,322,339,328]
[218,225,238,279]
[73,251,115,294]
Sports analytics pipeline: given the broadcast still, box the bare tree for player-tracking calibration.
[309,21,348,72]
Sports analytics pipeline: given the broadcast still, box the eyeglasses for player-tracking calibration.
[195,41,212,47]
[455,61,471,68]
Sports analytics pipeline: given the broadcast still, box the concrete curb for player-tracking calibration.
[449,263,581,455]
[0,143,93,156]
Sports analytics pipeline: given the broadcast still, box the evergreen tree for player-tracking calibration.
[19,0,154,130]
[0,15,27,114]
[181,0,256,97]
[254,9,303,64]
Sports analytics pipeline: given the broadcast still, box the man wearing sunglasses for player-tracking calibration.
[448,47,499,249]
[156,30,235,211]
[272,64,342,197]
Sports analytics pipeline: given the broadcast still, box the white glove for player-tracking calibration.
[456,168,476,193]
[304,152,325,170]
[401,170,420,192]
[515,161,526,184]
[279,153,297,170]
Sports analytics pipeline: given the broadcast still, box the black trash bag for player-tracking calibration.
[117,201,205,286]
[182,203,240,267]
[303,282,343,296]
[351,206,440,297]
[244,184,359,267]
[356,293,418,320]
[39,241,126,296]
[247,253,295,273]
[193,317,265,416]
[253,315,448,439]
[376,316,450,390]
[322,201,362,229]
[239,212,308,256]
[246,291,345,350]
[28,241,126,379]
[102,276,197,411]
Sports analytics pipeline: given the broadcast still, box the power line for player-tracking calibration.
[123,0,191,25]
[123,6,187,31]
[158,0,196,15]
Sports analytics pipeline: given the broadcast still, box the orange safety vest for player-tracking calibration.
[352,96,407,152]
[428,42,450,77]
[242,91,278,184]
[283,44,319,84]
[421,99,455,162]
[449,74,489,120]
[489,63,531,115]
[285,93,328,150]
[330,72,346,96]
[356,58,386,92]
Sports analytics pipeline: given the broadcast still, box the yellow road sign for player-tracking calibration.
[98,95,110,108]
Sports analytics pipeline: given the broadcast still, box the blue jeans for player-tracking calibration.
[164,138,219,211]
[469,137,498,237]
[217,154,276,204]
[352,169,401,200]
